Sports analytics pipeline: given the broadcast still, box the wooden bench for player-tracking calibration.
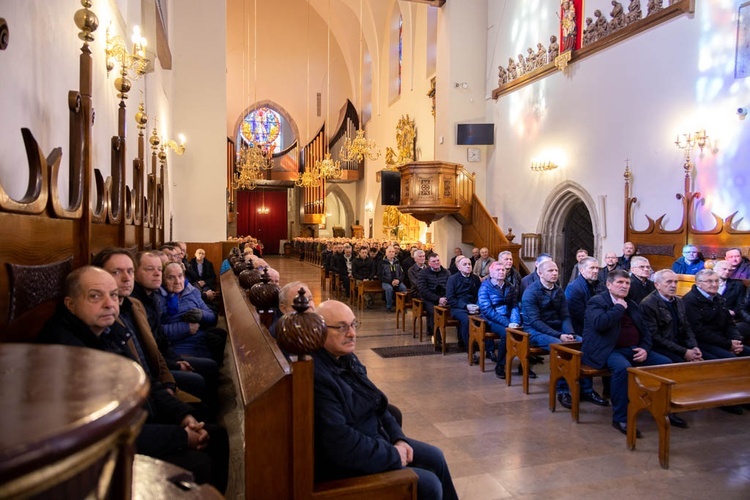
[434,306,459,355]
[411,298,427,341]
[222,272,417,498]
[627,357,750,469]
[395,291,412,330]
[358,280,383,310]
[548,343,611,422]
[675,274,695,298]
[321,267,329,287]
[468,316,499,372]
[349,276,357,304]
[505,327,548,394]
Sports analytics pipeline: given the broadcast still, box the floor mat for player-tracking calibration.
[370,343,463,358]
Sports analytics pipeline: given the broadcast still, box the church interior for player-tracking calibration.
[2,0,750,498]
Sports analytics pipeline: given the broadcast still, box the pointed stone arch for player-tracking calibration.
[537,181,602,268]
[325,184,355,236]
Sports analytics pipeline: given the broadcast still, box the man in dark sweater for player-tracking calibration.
[626,256,655,304]
[446,256,481,349]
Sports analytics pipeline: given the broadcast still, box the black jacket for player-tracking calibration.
[417,266,451,304]
[683,286,741,350]
[627,275,655,304]
[640,291,697,357]
[352,256,377,281]
[188,257,217,290]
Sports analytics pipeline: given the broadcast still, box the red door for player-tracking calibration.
[237,189,288,255]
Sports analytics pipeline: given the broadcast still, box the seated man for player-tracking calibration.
[469,247,481,267]
[407,249,428,298]
[312,300,458,500]
[472,247,495,282]
[380,245,407,313]
[331,244,354,298]
[568,248,589,284]
[597,251,620,283]
[498,250,522,298]
[725,247,750,280]
[417,253,451,339]
[565,256,603,336]
[715,260,747,320]
[524,260,606,406]
[683,269,750,359]
[38,266,228,491]
[446,256,482,350]
[671,244,704,275]
[352,246,377,308]
[626,256,655,304]
[581,270,672,437]
[477,261,520,377]
[618,241,637,271]
[448,247,462,275]
[520,253,551,299]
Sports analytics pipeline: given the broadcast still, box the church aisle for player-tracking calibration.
[228,256,750,499]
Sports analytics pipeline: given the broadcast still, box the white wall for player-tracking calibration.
[486,0,750,258]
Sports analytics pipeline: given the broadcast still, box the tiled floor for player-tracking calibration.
[220,256,750,499]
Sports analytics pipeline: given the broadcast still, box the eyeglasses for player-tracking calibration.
[633,265,652,269]
[326,320,359,333]
[697,279,720,284]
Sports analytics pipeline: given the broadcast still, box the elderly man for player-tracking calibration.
[38,267,228,491]
[725,248,750,280]
[565,256,603,336]
[352,246,377,308]
[407,249,428,298]
[626,256,655,304]
[446,256,482,350]
[470,247,481,267]
[380,246,407,313]
[618,242,637,271]
[498,250,522,298]
[683,269,750,360]
[331,244,354,298]
[672,244,704,275]
[312,300,458,500]
[477,261,520,377]
[714,260,746,317]
[472,247,495,282]
[581,270,672,436]
[418,253,451,340]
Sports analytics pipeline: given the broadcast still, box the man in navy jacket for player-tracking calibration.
[582,270,672,437]
[312,300,457,500]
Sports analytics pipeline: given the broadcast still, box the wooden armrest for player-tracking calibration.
[627,367,677,388]
[314,469,418,500]
[550,343,583,357]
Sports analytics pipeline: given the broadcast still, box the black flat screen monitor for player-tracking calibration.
[457,123,494,145]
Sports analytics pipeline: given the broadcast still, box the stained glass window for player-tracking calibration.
[240,107,282,153]
[398,15,403,96]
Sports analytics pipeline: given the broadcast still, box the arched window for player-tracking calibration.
[388,7,403,104]
[398,15,403,96]
[239,106,282,153]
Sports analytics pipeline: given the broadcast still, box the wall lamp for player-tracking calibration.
[530,161,558,172]
[674,129,708,173]
[453,82,469,89]
[163,134,187,155]
[365,202,374,214]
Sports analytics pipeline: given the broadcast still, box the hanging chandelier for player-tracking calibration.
[340,129,381,162]
[340,0,380,163]
[316,152,342,180]
[295,163,322,188]
[234,162,261,190]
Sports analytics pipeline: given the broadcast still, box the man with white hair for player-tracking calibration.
[626,256,654,304]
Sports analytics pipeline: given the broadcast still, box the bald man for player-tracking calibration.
[312,300,457,500]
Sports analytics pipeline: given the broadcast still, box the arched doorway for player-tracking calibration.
[562,201,594,286]
[538,181,601,286]
[320,185,354,238]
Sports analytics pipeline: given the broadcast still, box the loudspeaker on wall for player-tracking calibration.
[381,171,401,206]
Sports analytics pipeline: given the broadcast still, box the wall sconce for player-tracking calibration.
[453,82,469,89]
[365,202,374,214]
[674,129,708,173]
[530,161,558,172]
[163,134,187,155]
[105,24,149,98]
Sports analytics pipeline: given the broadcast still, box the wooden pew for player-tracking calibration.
[505,327,548,394]
[627,358,750,469]
[548,343,610,422]
[221,271,417,499]
[467,316,499,372]
[434,306,459,355]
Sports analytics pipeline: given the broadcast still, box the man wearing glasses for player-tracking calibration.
[312,300,458,500]
[683,269,750,360]
[627,256,655,304]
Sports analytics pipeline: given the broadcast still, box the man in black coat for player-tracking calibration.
[312,300,457,499]
[38,266,228,492]
[581,270,672,437]
[682,269,750,359]
[626,256,655,304]
[417,253,451,339]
